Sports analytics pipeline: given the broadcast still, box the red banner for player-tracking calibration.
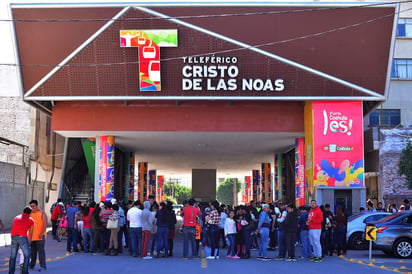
[295,138,305,206]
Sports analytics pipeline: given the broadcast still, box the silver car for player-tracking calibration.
[369,211,412,258]
[346,212,391,250]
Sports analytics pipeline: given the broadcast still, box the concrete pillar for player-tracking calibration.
[192,169,216,202]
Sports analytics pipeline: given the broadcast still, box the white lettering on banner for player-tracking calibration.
[323,110,353,136]
[181,56,285,92]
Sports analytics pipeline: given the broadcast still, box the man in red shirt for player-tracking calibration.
[307,200,323,262]
[180,198,201,258]
[9,206,34,274]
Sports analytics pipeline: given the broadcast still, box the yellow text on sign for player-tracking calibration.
[365,226,376,241]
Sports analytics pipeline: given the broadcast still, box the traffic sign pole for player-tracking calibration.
[369,239,372,263]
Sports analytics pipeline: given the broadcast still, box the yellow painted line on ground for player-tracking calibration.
[339,256,411,274]
[0,253,72,272]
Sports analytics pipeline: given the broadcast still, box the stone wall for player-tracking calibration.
[0,97,31,166]
[380,128,412,206]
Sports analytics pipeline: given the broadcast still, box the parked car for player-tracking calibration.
[172,204,183,215]
[346,212,391,250]
[367,211,412,258]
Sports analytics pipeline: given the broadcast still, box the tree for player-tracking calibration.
[398,140,412,189]
[164,182,192,204]
[216,178,241,205]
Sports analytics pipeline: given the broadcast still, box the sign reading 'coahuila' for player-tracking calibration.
[120,30,178,91]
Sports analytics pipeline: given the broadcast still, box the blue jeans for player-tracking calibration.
[83,228,94,252]
[9,235,30,274]
[129,227,142,256]
[277,230,286,257]
[242,229,251,256]
[183,226,197,258]
[207,225,219,257]
[258,228,269,257]
[67,227,78,252]
[300,230,311,258]
[149,233,156,253]
[226,234,236,256]
[156,227,169,254]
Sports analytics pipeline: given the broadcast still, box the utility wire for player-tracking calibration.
[0,5,408,68]
[0,1,407,23]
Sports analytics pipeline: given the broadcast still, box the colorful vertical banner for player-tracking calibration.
[252,170,260,202]
[138,162,148,201]
[120,30,178,91]
[99,136,115,202]
[244,176,251,205]
[81,138,96,184]
[157,175,164,203]
[261,163,271,203]
[295,138,305,207]
[304,102,315,201]
[305,101,364,199]
[148,170,157,198]
[275,154,283,202]
[124,152,134,202]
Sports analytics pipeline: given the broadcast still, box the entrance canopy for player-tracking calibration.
[11,2,397,114]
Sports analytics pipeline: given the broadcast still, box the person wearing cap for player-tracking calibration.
[51,202,65,241]
[111,198,126,254]
[256,203,271,261]
[284,204,298,262]
[9,206,34,274]
[275,202,288,260]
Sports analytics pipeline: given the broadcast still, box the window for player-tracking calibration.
[369,109,400,126]
[397,19,412,37]
[391,59,412,79]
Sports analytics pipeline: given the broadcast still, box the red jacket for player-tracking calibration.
[308,206,323,230]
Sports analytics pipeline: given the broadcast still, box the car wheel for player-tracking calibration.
[349,232,368,250]
[393,238,412,258]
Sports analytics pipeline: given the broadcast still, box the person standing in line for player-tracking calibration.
[224,210,239,259]
[167,201,177,257]
[66,201,81,253]
[155,201,173,258]
[51,202,65,241]
[28,200,47,271]
[141,201,154,259]
[81,203,94,253]
[298,206,311,259]
[107,204,120,256]
[181,198,201,259]
[111,199,125,254]
[100,201,114,254]
[307,200,323,263]
[284,204,298,262]
[256,204,271,261]
[275,202,288,260]
[127,200,143,257]
[205,201,221,259]
[9,206,34,274]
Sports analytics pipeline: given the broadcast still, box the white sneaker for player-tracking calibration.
[215,256,219,259]
[143,256,152,259]
[206,256,215,260]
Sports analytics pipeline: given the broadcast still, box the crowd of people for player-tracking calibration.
[8,196,412,273]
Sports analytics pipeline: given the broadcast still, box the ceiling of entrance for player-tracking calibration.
[59,131,302,184]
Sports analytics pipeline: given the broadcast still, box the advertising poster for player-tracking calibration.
[124,152,134,202]
[138,162,148,201]
[148,170,156,197]
[274,154,284,202]
[99,136,115,201]
[304,102,315,201]
[245,176,251,204]
[252,170,260,202]
[157,175,165,202]
[295,138,305,206]
[81,138,96,185]
[261,163,271,203]
[311,101,364,189]
[120,30,178,91]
